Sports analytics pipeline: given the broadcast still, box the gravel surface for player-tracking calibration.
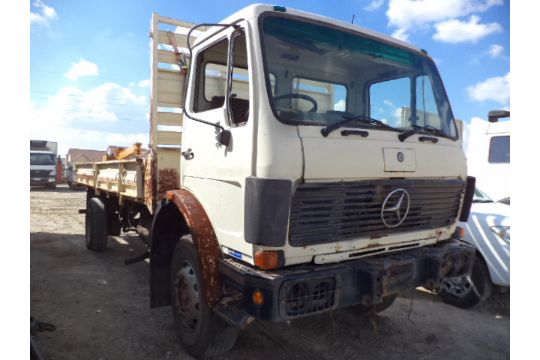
[30,185,510,360]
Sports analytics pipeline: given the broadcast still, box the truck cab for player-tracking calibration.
[178,5,469,267]
[30,140,58,188]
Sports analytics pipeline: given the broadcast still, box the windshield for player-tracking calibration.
[259,14,457,138]
[31,153,56,165]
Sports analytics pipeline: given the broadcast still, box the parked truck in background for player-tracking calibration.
[74,5,476,358]
[30,140,58,189]
[465,110,510,202]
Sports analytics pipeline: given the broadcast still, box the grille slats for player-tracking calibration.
[30,170,52,177]
[289,179,465,246]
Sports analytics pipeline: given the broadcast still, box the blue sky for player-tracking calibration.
[30,0,510,155]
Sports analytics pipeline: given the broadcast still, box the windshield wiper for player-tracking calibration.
[321,115,398,137]
[398,124,448,142]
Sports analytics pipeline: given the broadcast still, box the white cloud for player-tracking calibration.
[30,0,58,27]
[65,59,100,80]
[364,0,385,12]
[138,79,151,88]
[433,15,502,43]
[334,99,346,111]
[391,28,409,42]
[383,99,394,107]
[467,72,509,104]
[31,83,147,127]
[488,44,504,58]
[386,0,503,41]
[30,82,149,154]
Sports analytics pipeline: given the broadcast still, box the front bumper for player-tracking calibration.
[30,177,56,186]
[219,238,474,321]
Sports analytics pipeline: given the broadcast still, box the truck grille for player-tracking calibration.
[30,170,52,177]
[289,179,465,246]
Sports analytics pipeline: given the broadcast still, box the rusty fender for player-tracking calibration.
[149,189,222,308]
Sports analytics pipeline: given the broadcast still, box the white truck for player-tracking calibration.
[74,5,476,358]
[465,110,510,202]
[30,140,58,189]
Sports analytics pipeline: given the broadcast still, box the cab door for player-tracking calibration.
[181,23,255,258]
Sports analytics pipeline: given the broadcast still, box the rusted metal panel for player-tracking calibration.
[167,190,222,306]
[158,168,180,199]
[144,152,157,213]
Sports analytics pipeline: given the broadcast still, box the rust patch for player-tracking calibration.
[167,190,222,307]
[144,152,156,213]
[157,169,180,200]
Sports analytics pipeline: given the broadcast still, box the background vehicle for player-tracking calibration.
[465,110,510,202]
[440,188,510,308]
[30,140,58,189]
[74,5,475,358]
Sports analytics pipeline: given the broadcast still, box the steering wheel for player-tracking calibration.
[273,93,318,113]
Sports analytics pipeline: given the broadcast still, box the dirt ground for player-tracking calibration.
[30,185,510,360]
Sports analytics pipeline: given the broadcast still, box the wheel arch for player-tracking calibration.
[150,189,223,308]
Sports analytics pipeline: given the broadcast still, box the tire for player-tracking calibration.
[439,254,492,309]
[46,183,56,189]
[170,236,238,359]
[351,294,398,316]
[85,197,108,252]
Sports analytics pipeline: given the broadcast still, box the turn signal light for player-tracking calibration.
[454,226,466,239]
[254,251,279,270]
[252,290,265,305]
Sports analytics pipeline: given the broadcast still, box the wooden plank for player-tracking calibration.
[156,111,183,126]
[157,49,180,65]
[157,30,189,49]
[156,131,182,146]
[153,13,203,31]
[157,69,185,108]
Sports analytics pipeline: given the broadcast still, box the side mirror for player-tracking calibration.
[488,110,510,123]
[217,130,231,147]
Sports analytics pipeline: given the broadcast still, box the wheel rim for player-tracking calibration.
[173,260,201,333]
[443,276,473,298]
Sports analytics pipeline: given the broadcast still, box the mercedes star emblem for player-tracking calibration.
[381,188,411,228]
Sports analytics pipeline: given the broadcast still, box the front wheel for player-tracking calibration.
[170,236,238,359]
[439,254,492,308]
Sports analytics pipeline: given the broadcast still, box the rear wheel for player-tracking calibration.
[439,254,492,308]
[85,197,108,251]
[351,294,398,316]
[170,236,238,359]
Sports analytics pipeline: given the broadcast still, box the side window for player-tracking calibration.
[489,135,510,163]
[228,31,250,125]
[370,77,410,127]
[415,75,442,129]
[291,78,346,113]
[193,38,229,113]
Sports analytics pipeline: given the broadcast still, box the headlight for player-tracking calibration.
[48,178,55,182]
[490,226,510,243]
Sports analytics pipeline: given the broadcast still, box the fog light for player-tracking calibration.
[252,290,264,305]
